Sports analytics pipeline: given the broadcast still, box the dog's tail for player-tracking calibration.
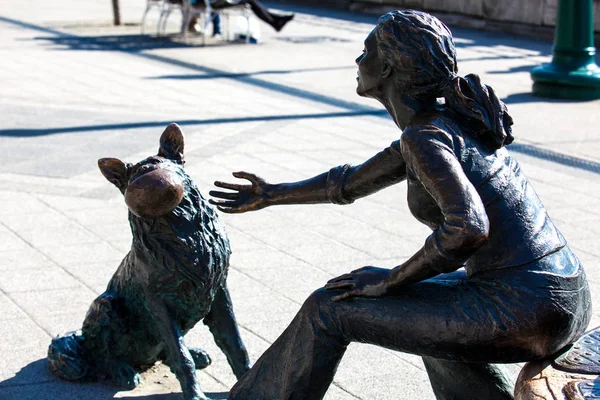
[47,330,89,381]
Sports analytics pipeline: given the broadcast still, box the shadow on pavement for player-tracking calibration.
[0,359,228,400]
[488,65,537,75]
[0,110,388,137]
[148,65,355,80]
[35,34,197,52]
[502,92,591,105]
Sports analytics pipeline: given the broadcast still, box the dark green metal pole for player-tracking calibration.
[111,0,121,26]
[531,0,600,100]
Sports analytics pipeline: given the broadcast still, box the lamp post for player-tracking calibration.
[531,0,600,100]
[112,0,121,26]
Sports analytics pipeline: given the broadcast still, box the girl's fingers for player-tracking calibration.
[233,171,261,184]
[327,273,354,284]
[209,190,239,200]
[324,280,354,290]
[214,181,244,191]
[209,198,238,207]
[216,205,244,214]
[332,290,360,302]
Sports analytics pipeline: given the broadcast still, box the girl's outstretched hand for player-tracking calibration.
[324,266,392,301]
[209,171,272,214]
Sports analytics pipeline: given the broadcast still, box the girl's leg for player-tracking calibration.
[229,268,586,400]
[229,289,348,400]
[423,357,515,400]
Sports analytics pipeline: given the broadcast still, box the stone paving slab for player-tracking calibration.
[1,1,600,399]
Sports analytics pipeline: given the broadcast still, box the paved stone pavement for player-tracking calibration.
[1,1,600,399]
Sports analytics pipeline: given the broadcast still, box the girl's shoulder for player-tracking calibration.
[401,112,457,151]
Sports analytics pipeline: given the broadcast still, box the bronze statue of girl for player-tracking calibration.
[210,10,592,400]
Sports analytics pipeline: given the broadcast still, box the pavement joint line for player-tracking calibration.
[141,52,377,112]
[200,370,230,392]
[233,311,368,398]
[229,221,367,279]
[230,264,302,306]
[0,14,378,113]
[0,234,54,339]
[0,236,96,306]
[0,173,99,189]
[34,193,126,259]
[252,199,425,259]
[0,194,118,306]
[0,285,52,337]
[189,118,295,161]
[332,383,362,400]
[2,14,600,178]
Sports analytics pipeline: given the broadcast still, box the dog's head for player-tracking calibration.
[98,123,188,219]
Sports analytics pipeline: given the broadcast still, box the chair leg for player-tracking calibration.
[141,4,152,34]
[157,10,165,35]
[202,10,211,46]
[179,7,186,36]
[161,7,173,34]
[224,12,230,41]
[244,6,251,43]
[182,9,193,39]
[245,15,250,43]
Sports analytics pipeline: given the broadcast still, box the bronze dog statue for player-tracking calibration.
[48,123,250,400]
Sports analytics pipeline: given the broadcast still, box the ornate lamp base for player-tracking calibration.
[532,63,600,100]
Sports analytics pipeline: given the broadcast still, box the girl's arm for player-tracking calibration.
[209,143,407,213]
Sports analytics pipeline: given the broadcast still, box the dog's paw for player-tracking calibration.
[113,363,142,389]
[189,348,212,370]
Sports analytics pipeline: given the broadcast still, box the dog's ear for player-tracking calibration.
[158,123,185,163]
[98,158,129,193]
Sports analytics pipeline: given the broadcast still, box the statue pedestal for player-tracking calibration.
[516,327,600,399]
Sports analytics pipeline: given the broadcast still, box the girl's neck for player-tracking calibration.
[379,86,437,130]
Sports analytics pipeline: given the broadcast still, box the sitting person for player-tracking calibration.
[188,11,221,36]
[189,0,293,33]
[209,10,592,400]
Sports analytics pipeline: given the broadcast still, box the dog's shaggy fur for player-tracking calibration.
[48,124,250,400]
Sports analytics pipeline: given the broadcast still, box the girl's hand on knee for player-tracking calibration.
[324,266,392,301]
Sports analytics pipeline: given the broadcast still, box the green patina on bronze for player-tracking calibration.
[47,124,250,400]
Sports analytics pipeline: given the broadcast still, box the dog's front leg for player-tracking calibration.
[203,282,251,379]
[152,300,208,400]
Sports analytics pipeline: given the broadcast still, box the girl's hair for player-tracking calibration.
[375,10,514,149]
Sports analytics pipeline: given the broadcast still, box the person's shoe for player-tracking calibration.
[273,13,294,32]
[188,18,201,34]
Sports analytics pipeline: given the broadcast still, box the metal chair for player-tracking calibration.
[140,0,164,34]
[219,2,252,42]
[141,0,185,35]
[182,0,251,44]
[158,0,185,35]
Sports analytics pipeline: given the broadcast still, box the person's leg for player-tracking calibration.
[211,12,221,36]
[423,357,515,400]
[228,289,348,400]
[229,268,585,400]
[240,0,293,32]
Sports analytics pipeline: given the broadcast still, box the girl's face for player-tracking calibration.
[355,29,385,98]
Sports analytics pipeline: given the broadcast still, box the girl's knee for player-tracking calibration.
[300,288,333,317]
